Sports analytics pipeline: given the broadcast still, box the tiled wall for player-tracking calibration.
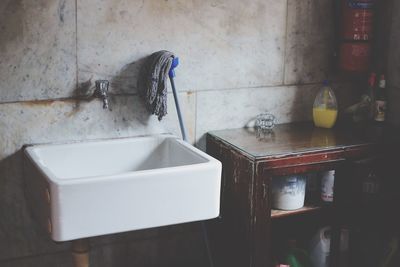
[0,1,354,266]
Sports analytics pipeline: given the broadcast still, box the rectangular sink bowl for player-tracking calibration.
[24,135,221,241]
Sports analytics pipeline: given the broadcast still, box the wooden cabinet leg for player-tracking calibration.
[72,239,90,267]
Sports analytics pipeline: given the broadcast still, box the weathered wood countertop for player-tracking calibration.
[207,122,387,160]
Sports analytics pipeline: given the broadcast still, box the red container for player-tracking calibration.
[339,0,374,72]
[339,42,371,72]
[342,0,374,41]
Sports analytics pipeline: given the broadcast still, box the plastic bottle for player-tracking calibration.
[321,170,335,203]
[310,227,350,267]
[313,81,338,129]
[380,237,399,267]
[283,240,313,267]
[310,227,331,267]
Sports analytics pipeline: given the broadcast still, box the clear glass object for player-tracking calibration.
[313,81,338,129]
[255,113,277,140]
[255,113,276,130]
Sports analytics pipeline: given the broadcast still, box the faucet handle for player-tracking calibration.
[95,80,109,92]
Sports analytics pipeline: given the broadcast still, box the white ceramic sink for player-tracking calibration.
[23,135,221,241]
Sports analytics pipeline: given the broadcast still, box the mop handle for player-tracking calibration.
[169,57,188,142]
[168,56,215,267]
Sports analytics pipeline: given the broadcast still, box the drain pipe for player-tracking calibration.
[169,57,215,267]
[72,239,90,267]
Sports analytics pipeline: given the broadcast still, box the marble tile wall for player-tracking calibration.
[0,0,76,101]
[0,0,358,266]
[77,0,287,93]
[285,0,334,85]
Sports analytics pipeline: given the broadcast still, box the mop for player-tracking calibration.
[138,50,172,121]
[138,51,213,267]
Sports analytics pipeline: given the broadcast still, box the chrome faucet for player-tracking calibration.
[95,80,109,110]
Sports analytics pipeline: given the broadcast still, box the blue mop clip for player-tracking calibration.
[168,57,179,78]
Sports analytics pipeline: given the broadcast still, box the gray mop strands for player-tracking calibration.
[138,50,175,121]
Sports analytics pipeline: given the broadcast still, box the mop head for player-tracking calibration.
[138,50,175,121]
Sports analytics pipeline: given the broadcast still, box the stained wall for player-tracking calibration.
[0,1,354,266]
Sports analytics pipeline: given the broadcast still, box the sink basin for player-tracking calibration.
[23,135,221,241]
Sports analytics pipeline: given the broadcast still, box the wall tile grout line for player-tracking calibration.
[194,91,198,146]
[0,81,356,106]
[75,0,79,94]
[282,0,290,85]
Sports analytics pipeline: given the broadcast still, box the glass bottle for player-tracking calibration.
[374,75,387,122]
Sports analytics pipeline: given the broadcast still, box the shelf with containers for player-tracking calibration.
[268,168,342,267]
[206,122,391,267]
[256,151,349,267]
[270,170,336,221]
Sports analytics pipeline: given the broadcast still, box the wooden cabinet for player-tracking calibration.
[206,122,393,267]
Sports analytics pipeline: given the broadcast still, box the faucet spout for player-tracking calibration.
[102,95,109,110]
[95,80,110,110]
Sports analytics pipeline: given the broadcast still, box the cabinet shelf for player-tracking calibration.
[271,205,326,219]
[206,122,381,267]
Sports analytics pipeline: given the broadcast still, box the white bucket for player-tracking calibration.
[271,175,306,210]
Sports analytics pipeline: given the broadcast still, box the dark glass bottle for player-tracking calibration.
[374,75,387,122]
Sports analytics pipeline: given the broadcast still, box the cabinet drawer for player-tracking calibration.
[258,159,346,177]
[345,144,380,160]
[257,149,344,170]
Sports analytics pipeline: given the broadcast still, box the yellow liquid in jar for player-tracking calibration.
[313,108,338,128]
